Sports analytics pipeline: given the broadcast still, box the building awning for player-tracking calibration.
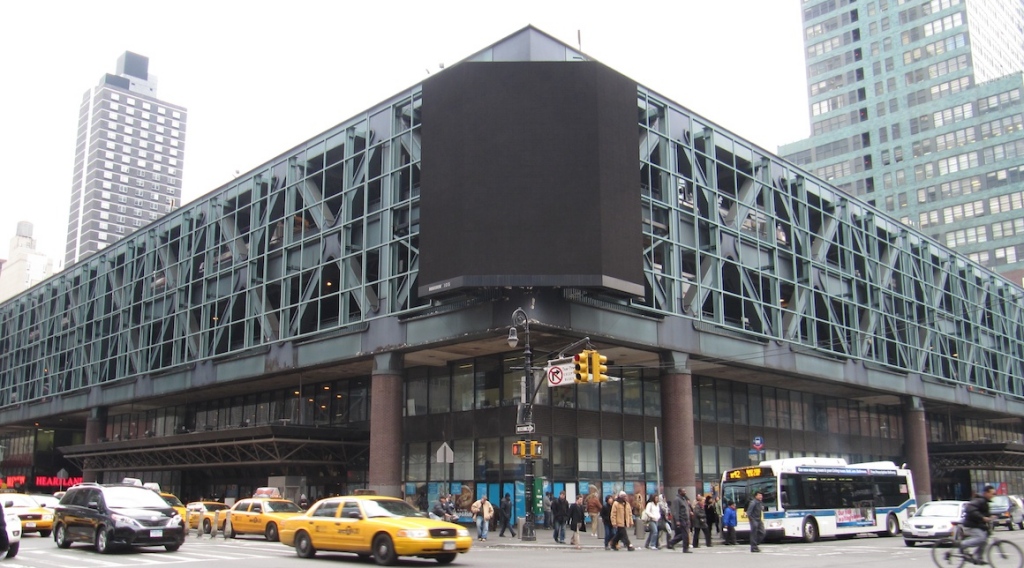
[59,424,368,472]
[929,442,1024,471]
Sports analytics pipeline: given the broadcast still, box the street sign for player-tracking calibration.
[435,442,454,463]
[516,423,536,434]
[752,436,765,450]
[546,357,574,387]
[748,449,759,462]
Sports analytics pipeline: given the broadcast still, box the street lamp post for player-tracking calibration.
[508,307,538,542]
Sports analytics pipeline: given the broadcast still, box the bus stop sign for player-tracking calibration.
[752,436,765,450]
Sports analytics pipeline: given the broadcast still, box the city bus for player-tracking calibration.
[720,457,916,542]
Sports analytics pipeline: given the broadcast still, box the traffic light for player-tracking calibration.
[591,351,609,382]
[574,350,591,383]
[529,440,543,457]
[512,441,527,457]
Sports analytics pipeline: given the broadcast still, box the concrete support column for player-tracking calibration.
[369,352,403,498]
[903,395,932,504]
[83,406,108,483]
[661,352,696,498]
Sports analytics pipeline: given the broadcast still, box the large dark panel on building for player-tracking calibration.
[418,61,644,297]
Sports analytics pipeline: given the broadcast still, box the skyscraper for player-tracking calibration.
[64,51,187,266]
[780,0,1024,284]
[0,222,54,303]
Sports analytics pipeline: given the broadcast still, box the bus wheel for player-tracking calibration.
[801,518,818,543]
[883,514,900,537]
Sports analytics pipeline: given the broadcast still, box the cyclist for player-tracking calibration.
[962,485,997,565]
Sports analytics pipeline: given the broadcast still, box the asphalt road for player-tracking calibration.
[6,526,1024,567]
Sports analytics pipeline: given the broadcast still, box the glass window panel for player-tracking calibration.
[453,362,474,411]
[602,439,622,477]
[624,441,644,474]
[453,439,474,480]
[475,358,501,409]
[405,370,428,417]
[429,368,451,414]
[643,375,661,417]
[407,442,427,482]
[600,378,621,413]
[623,372,642,415]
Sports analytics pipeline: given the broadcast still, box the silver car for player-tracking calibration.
[990,495,1024,530]
[903,500,967,547]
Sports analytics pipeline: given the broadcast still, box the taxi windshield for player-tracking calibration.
[362,498,427,518]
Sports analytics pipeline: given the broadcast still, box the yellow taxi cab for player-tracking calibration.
[2,493,54,537]
[279,495,471,564]
[226,497,304,541]
[159,492,188,521]
[186,501,231,533]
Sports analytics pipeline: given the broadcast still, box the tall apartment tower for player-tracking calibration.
[65,51,187,266]
[780,0,1024,284]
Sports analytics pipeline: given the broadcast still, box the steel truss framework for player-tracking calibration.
[61,427,369,472]
[928,443,1024,471]
[1,64,1024,422]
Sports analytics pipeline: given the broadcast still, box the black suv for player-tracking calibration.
[53,483,185,553]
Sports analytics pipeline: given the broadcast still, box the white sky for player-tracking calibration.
[0,0,810,266]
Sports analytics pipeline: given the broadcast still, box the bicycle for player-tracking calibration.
[933,522,1023,568]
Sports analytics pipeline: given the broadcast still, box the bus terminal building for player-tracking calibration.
[1,28,1023,512]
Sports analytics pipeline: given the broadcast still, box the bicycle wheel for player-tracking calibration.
[933,543,968,568]
[987,540,1024,568]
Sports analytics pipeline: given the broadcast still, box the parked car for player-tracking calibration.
[0,501,22,558]
[903,500,967,547]
[225,497,303,541]
[186,501,231,534]
[990,495,1024,530]
[278,495,471,564]
[52,482,185,553]
[2,494,53,537]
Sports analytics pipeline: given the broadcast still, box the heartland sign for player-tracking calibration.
[4,475,82,488]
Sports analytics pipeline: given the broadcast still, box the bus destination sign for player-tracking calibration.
[726,466,765,480]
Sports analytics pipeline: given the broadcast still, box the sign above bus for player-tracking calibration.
[795,466,898,476]
[726,466,766,480]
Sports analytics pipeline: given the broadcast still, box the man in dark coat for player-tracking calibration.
[551,490,569,544]
[666,488,691,552]
[499,493,516,537]
[747,491,765,553]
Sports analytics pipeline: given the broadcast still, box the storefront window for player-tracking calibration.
[453,439,474,479]
[405,369,428,416]
[643,376,661,417]
[553,436,578,479]
[600,378,621,413]
[577,440,598,481]
[475,358,500,409]
[453,362,474,411]
[623,371,642,415]
[407,441,427,481]
[624,441,644,475]
[476,437,500,481]
[428,368,451,414]
[602,439,622,477]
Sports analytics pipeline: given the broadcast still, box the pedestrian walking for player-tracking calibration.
[657,494,674,546]
[601,495,614,550]
[747,491,765,552]
[722,500,738,545]
[707,495,720,535]
[551,490,569,544]
[666,488,692,552]
[609,491,635,551]
[568,494,586,549]
[471,494,494,541]
[691,495,708,548]
[586,485,603,537]
[499,493,516,537]
[642,493,661,549]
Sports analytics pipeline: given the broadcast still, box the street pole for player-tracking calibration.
[509,307,537,541]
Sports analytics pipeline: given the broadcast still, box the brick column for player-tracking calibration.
[369,352,403,497]
[82,406,108,483]
[903,396,932,504]
[661,352,695,498]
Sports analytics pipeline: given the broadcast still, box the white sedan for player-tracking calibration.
[903,500,967,547]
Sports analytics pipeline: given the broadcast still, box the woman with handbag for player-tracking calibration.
[643,493,662,549]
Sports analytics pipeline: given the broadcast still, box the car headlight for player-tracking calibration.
[457,529,470,537]
[42,514,53,521]
[167,514,183,527]
[111,513,143,529]
[397,529,430,538]
[767,520,783,529]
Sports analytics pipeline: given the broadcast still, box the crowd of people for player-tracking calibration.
[447,487,766,553]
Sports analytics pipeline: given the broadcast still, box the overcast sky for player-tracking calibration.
[0,0,809,266]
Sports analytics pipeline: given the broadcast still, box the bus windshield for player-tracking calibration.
[721,475,778,511]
